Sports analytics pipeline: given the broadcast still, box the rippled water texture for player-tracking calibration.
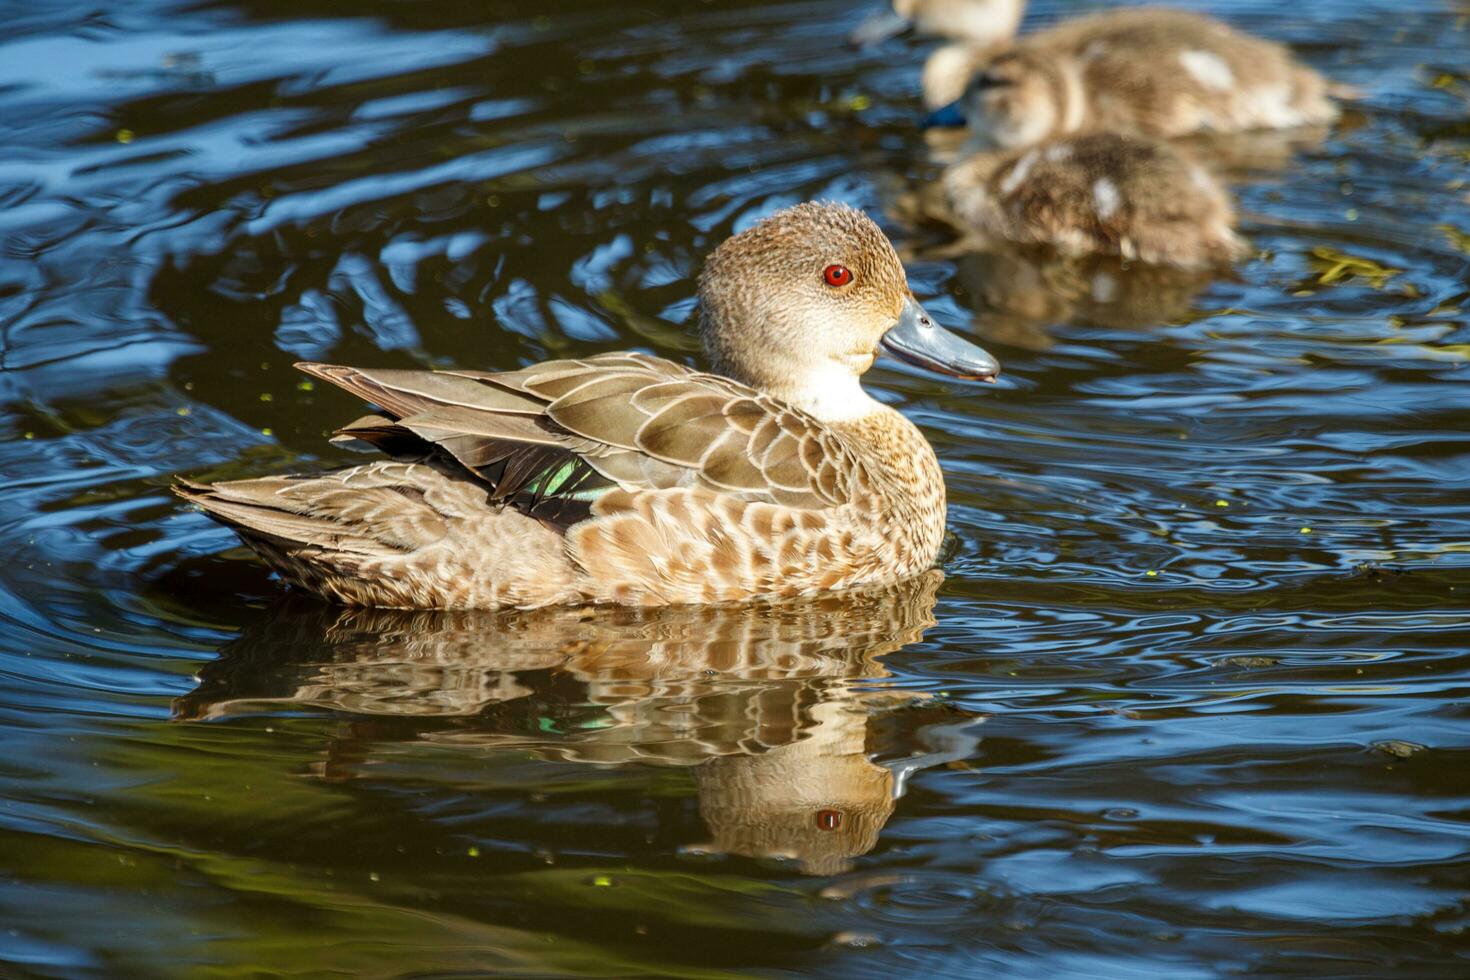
[3,0,1469,975]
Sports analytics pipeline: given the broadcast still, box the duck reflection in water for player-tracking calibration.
[944,246,1223,351]
[175,570,981,875]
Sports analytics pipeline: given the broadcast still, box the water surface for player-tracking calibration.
[2,0,1469,975]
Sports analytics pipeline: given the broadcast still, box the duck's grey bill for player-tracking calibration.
[851,10,912,46]
[881,297,1000,382]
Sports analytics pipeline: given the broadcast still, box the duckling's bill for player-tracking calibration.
[881,296,999,381]
[921,99,967,129]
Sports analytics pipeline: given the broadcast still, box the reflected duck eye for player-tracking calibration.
[823,264,853,287]
[815,808,843,831]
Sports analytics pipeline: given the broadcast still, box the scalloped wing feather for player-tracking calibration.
[296,357,862,513]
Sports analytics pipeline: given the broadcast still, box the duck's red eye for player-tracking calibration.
[816,809,843,831]
[823,264,853,287]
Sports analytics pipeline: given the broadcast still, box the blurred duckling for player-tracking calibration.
[860,0,1342,142]
[958,9,1340,148]
[853,0,1022,108]
[936,131,1247,267]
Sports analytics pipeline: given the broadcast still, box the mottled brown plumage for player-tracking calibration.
[883,1,1342,140]
[967,9,1339,149]
[176,203,998,609]
[937,132,1246,266]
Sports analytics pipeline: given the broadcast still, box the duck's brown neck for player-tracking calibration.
[830,407,947,558]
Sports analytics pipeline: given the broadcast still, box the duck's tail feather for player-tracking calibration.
[173,462,584,609]
[173,475,415,557]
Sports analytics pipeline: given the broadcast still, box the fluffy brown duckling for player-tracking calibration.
[961,8,1339,148]
[864,0,1343,144]
[854,0,1023,108]
[938,131,1247,267]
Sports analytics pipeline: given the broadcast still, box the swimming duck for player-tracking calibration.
[935,131,1246,267]
[176,203,999,610]
[863,0,1341,142]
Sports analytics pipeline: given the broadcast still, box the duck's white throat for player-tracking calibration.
[783,364,883,423]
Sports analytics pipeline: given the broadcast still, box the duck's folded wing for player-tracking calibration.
[297,353,856,511]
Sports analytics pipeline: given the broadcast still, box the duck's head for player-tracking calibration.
[698,202,998,422]
[854,0,1025,47]
[948,48,1072,150]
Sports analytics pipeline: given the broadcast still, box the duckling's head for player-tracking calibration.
[856,0,1025,46]
[960,49,1075,150]
[698,202,998,422]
